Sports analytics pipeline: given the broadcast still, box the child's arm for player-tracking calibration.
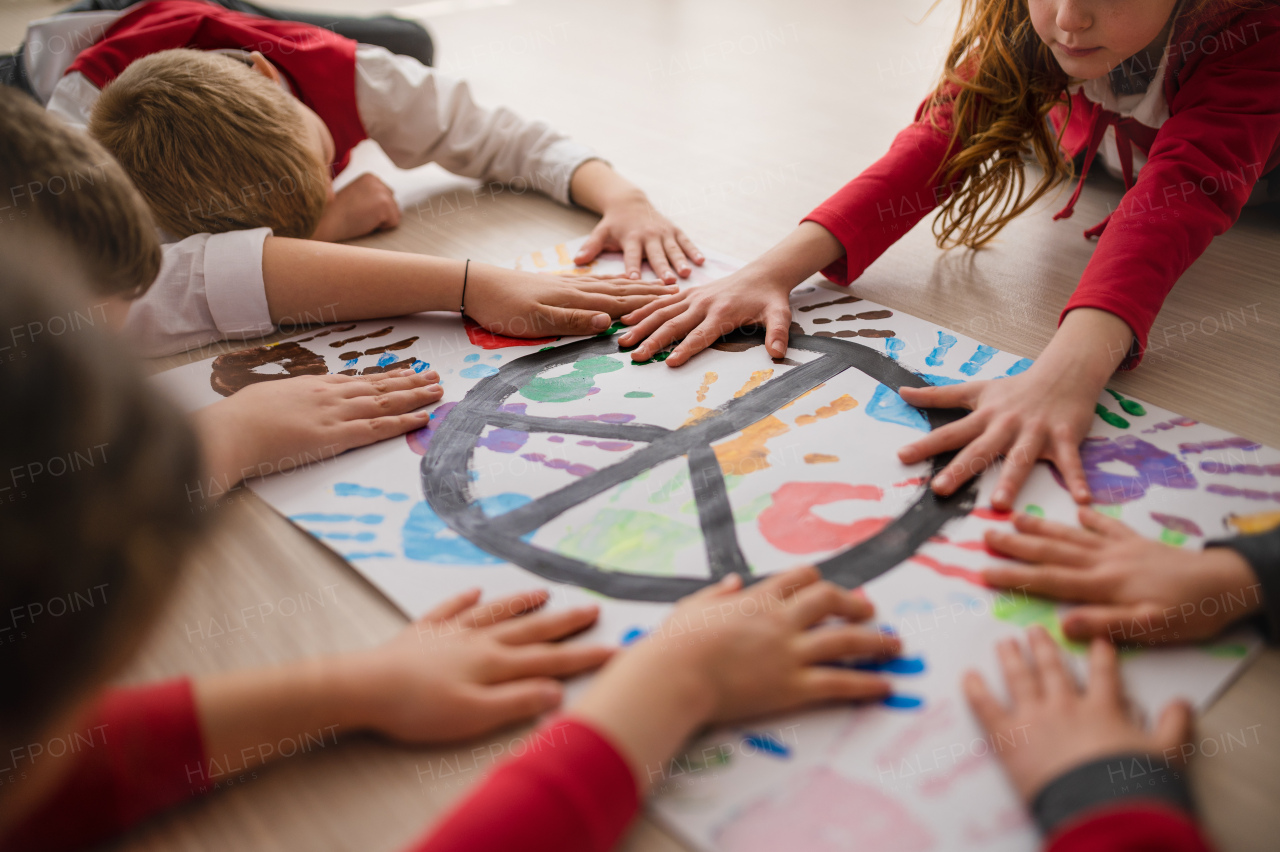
[260,237,677,337]
[192,590,611,772]
[192,369,443,498]
[353,46,700,280]
[982,508,1274,644]
[414,567,900,852]
[966,628,1209,852]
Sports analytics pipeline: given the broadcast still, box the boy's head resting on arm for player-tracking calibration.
[0,225,206,827]
[90,48,335,240]
[0,87,161,300]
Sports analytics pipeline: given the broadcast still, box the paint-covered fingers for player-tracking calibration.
[491,604,601,645]
[455,590,550,629]
[984,527,1098,568]
[996,636,1041,704]
[794,623,899,665]
[486,642,613,682]
[646,237,677,284]
[929,417,1018,496]
[897,411,985,467]
[797,668,892,704]
[421,588,484,623]
[1027,625,1075,701]
[980,563,1105,603]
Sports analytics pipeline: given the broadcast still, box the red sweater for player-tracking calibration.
[804,3,1280,367]
[0,678,1211,852]
[64,0,368,172]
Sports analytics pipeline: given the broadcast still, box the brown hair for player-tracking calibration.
[0,87,161,298]
[89,49,329,239]
[0,223,206,773]
[926,0,1261,249]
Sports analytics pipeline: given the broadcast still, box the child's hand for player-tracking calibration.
[965,627,1193,804]
[465,264,677,337]
[575,194,703,284]
[569,159,704,283]
[311,173,401,242]
[897,363,1099,510]
[983,509,1262,644]
[338,589,612,742]
[617,267,794,366]
[572,567,900,791]
[195,369,441,495]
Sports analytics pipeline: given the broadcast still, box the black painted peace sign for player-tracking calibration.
[421,331,977,602]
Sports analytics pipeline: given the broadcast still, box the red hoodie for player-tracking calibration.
[64,0,367,172]
[804,2,1280,367]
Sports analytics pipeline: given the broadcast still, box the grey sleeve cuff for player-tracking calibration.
[1205,526,1280,644]
[1032,752,1193,836]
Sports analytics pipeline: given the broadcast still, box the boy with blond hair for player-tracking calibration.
[28,0,697,356]
[0,86,443,496]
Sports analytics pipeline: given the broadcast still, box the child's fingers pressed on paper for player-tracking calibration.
[492,604,601,645]
[575,231,606,264]
[962,670,1008,734]
[898,413,985,466]
[997,637,1041,704]
[578,280,676,297]
[1077,507,1138,539]
[534,306,612,335]
[676,230,704,264]
[619,291,687,329]
[346,385,443,421]
[1084,637,1123,705]
[465,679,564,730]
[487,643,613,682]
[622,239,644,279]
[784,582,868,629]
[457,589,550,629]
[1011,512,1102,547]
[344,370,435,394]
[932,419,1018,495]
[666,318,727,366]
[421,588,483,623]
[352,409,437,444]
[645,237,676,283]
[1065,603,1163,645]
[794,624,899,664]
[1027,625,1074,700]
[631,312,704,362]
[991,433,1045,510]
[984,528,1097,568]
[798,668,892,703]
[662,236,692,277]
[619,301,697,349]
[1052,438,1092,504]
[898,382,976,410]
[980,563,1102,603]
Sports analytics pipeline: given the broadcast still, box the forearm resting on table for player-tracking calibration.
[262,237,468,323]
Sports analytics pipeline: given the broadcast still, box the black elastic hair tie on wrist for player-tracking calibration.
[460,259,471,315]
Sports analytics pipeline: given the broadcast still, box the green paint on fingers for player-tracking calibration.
[993,595,1086,654]
[1159,528,1188,547]
[1024,504,1045,517]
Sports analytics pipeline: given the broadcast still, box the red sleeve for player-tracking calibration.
[1047,803,1215,852]
[407,717,640,852]
[1062,11,1280,367]
[803,92,962,286]
[0,678,207,852]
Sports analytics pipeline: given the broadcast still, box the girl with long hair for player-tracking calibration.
[618,0,1280,511]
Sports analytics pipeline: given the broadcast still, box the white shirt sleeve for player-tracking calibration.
[353,45,598,206]
[44,71,99,130]
[124,228,275,358]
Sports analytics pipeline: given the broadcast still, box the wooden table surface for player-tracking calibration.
[5,1,1277,850]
